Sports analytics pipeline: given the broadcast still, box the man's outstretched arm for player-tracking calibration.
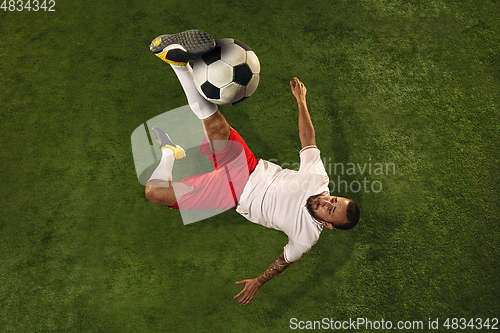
[234,252,292,305]
[290,77,316,148]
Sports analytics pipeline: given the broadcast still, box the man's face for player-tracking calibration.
[312,195,350,229]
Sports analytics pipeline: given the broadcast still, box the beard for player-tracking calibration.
[305,193,323,221]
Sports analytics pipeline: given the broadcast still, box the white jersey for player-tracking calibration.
[236,146,330,263]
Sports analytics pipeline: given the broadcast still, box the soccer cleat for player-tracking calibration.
[150,30,215,66]
[150,126,186,160]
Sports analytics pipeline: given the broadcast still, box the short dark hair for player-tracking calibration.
[334,200,360,230]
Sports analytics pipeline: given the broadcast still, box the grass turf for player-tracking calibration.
[1,0,499,331]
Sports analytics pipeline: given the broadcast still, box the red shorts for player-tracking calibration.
[171,128,258,210]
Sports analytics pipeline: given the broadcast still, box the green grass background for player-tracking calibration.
[1,0,499,332]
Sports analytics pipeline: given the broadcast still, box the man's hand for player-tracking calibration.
[234,253,292,305]
[234,278,263,305]
[290,77,307,102]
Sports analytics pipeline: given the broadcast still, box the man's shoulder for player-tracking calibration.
[290,207,323,240]
[284,221,322,263]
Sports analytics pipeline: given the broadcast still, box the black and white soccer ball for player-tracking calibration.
[192,38,260,105]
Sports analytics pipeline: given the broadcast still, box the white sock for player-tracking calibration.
[149,148,175,182]
[170,63,218,119]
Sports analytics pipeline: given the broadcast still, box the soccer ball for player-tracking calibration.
[192,38,260,105]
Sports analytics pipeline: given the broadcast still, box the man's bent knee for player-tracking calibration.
[145,180,178,207]
[145,180,194,207]
[145,185,157,202]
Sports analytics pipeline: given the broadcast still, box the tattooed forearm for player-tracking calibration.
[256,253,292,285]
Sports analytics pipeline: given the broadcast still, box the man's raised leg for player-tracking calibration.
[146,30,232,207]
